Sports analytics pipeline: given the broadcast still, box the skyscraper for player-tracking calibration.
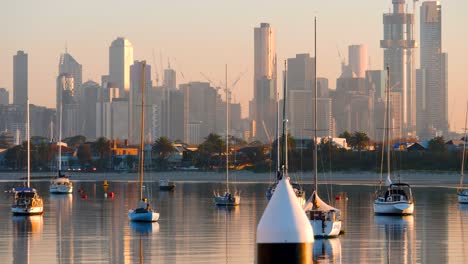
[381,0,417,137]
[417,1,448,138]
[56,73,79,138]
[348,45,368,78]
[253,23,277,143]
[13,51,28,106]
[109,37,134,97]
[59,53,82,97]
[0,88,9,105]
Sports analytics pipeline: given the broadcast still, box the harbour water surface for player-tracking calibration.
[0,173,467,263]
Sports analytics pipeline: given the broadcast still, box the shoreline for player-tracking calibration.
[0,170,462,187]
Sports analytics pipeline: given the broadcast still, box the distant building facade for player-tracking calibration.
[109,37,133,97]
[253,23,277,143]
[417,1,448,139]
[0,88,9,105]
[13,51,28,106]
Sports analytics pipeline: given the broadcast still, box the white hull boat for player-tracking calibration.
[374,183,414,215]
[374,201,414,215]
[159,179,175,191]
[11,205,44,215]
[11,187,44,216]
[50,176,73,194]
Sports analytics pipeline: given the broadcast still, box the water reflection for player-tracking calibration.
[129,222,160,235]
[374,215,415,264]
[12,215,43,264]
[313,239,342,264]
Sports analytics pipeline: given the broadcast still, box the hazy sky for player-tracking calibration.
[1,0,467,132]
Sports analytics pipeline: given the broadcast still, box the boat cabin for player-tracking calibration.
[378,183,413,203]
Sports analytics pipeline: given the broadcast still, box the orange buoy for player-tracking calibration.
[82,194,88,199]
[335,195,341,201]
[108,192,114,198]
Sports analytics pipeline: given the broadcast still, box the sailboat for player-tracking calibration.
[11,99,44,215]
[373,67,414,215]
[303,17,342,238]
[128,61,160,222]
[265,91,306,206]
[50,102,73,194]
[457,102,468,203]
[214,65,240,206]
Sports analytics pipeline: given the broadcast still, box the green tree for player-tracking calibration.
[153,137,175,170]
[153,137,175,159]
[428,136,447,153]
[338,131,352,145]
[94,137,111,169]
[63,135,86,147]
[198,133,225,156]
[349,131,370,158]
[77,144,92,166]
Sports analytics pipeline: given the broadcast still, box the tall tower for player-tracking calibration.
[348,45,368,78]
[13,50,28,106]
[253,23,277,143]
[59,53,82,97]
[109,37,134,97]
[381,0,417,138]
[417,1,447,138]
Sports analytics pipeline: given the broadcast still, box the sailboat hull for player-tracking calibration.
[50,185,73,194]
[11,206,43,215]
[374,201,414,215]
[128,209,159,222]
[310,220,342,238]
[458,191,468,203]
[214,194,240,206]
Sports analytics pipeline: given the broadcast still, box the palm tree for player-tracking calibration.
[349,131,370,158]
[153,137,175,170]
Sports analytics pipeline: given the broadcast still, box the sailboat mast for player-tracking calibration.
[225,64,229,193]
[276,92,280,178]
[459,102,468,189]
[138,61,146,200]
[313,16,318,193]
[59,101,62,171]
[386,66,391,184]
[27,98,30,188]
[281,60,288,175]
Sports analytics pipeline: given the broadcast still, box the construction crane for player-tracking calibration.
[152,49,159,86]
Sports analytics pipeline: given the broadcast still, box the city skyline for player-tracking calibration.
[1,0,467,132]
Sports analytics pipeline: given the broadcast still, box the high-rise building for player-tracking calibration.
[59,53,82,97]
[348,45,368,78]
[57,73,79,138]
[381,0,417,137]
[0,88,9,105]
[417,1,448,138]
[164,68,176,89]
[253,23,277,143]
[129,60,152,144]
[180,82,217,144]
[13,51,28,106]
[287,54,315,91]
[109,37,133,97]
[80,81,100,140]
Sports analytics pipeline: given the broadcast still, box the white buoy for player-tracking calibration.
[256,177,314,264]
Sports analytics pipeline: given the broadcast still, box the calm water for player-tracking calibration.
[1,177,468,263]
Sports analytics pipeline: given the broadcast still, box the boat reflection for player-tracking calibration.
[129,221,160,235]
[313,238,342,264]
[12,214,43,236]
[374,215,415,264]
[12,215,43,264]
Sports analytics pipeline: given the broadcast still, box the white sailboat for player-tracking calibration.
[373,67,414,215]
[214,65,240,206]
[11,99,44,215]
[128,61,160,222]
[303,17,342,238]
[457,102,468,203]
[50,99,73,194]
